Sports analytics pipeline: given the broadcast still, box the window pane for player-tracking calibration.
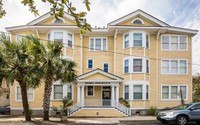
[133,59,142,72]
[180,36,187,50]
[103,63,109,72]
[171,86,178,99]
[171,60,178,74]
[103,38,107,51]
[54,85,63,99]
[54,32,63,42]
[90,39,94,50]
[133,85,142,99]
[54,19,64,23]
[88,60,93,69]
[162,36,169,49]
[180,60,187,74]
[87,86,94,96]
[17,35,23,43]
[146,85,149,100]
[17,87,21,100]
[180,86,186,99]
[124,34,129,48]
[124,59,129,73]
[146,60,149,73]
[67,85,72,100]
[162,86,169,99]
[124,85,129,100]
[68,33,72,48]
[162,60,169,74]
[95,39,101,50]
[146,35,149,48]
[133,33,142,47]
[171,36,178,50]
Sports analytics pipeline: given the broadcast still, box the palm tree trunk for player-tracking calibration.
[19,81,31,121]
[43,75,53,121]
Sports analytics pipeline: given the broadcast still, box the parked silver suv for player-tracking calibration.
[157,102,200,125]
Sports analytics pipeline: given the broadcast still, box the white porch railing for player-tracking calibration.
[68,99,131,116]
[68,101,81,116]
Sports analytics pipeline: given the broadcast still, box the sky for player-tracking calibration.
[1,0,200,74]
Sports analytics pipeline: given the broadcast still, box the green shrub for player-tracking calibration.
[148,106,157,116]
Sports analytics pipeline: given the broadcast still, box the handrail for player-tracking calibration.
[68,99,131,116]
[68,102,81,116]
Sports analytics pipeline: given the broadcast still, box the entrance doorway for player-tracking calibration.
[102,87,111,106]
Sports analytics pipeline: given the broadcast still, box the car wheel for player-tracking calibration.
[196,121,200,125]
[176,115,188,125]
[161,121,168,124]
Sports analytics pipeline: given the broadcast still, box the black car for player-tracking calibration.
[0,106,10,114]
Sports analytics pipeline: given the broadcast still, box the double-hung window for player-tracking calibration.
[87,59,93,69]
[162,85,187,100]
[67,33,73,48]
[90,38,107,51]
[67,85,72,100]
[124,34,129,48]
[16,35,23,43]
[133,85,143,100]
[54,32,63,43]
[146,85,149,100]
[133,33,142,47]
[103,63,109,72]
[161,59,187,75]
[133,59,142,72]
[124,59,129,73]
[87,86,94,96]
[161,35,188,51]
[124,85,129,100]
[17,86,34,101]
[146,60,149,73]
[54,85,63,99]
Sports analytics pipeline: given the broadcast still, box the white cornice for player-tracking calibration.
[27,11,75,25]
[108,9,169,27]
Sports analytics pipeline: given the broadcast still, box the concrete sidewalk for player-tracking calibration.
[0,115,157,124]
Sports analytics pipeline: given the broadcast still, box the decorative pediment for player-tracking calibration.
[108,9,169,27]
[78,69,123,81]
[27,11,76,26]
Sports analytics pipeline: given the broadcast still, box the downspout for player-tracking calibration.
[156,30,161,108]
[80,34,83,75]
[114,29,117,75]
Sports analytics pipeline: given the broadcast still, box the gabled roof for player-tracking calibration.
[78,68,123,80]
[27,11,75,25]
[108,9,170,27]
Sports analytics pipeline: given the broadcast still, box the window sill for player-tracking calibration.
[161,49,188,52]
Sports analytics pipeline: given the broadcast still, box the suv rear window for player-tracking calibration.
[172,104,191,110]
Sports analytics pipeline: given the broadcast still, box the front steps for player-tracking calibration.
[70,108,127,117]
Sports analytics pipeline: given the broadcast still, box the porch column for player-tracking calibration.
[77,85,80,106]
[81,86,85,107]
[111,85,115,106]
[116,85,119,104]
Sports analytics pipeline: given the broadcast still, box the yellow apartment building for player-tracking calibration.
[5,9,198,116]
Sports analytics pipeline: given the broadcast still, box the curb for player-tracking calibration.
[119,120,160,123]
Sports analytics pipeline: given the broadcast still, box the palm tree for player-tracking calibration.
[0,34,43,121]
[29,37,77,121]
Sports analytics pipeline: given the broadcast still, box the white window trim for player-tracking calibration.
[86,86,95,96]
[47,30,74,49]
[89,37,108,51]
[123,30,149,49]
[161,84,188,101]
[123,81,149,101]
[132,18,144,24]
[161,35,188,51]
[16,34,24,43]
[52,18,65,23]
[161,59,188,75]
[15,85,34,102]
[51,81,74,101]
[123,58,129,74]
[87,58,94,69]
[123,57,150,74]
[103,62,109,72]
